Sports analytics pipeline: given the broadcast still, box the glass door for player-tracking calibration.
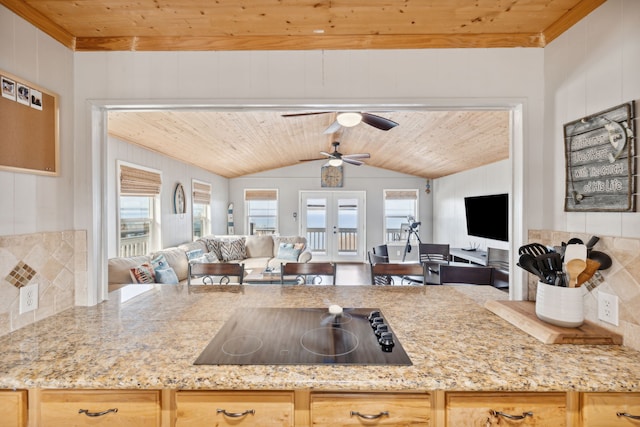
[300,191,366,262]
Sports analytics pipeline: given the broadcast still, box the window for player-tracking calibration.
[118,162,162,256]
[384,189,418,244]
[245,189,278,235]
[192,180,212,239]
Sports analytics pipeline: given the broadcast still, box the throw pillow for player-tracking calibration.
[220,238,247,261]
[276,242,303,261]
[155,268,179,284]
[186,249,204,261]
[151,253,170,270]
[129,263,155,284]
[201,238,223,261]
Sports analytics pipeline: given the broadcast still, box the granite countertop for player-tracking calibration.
[1,284,639,392]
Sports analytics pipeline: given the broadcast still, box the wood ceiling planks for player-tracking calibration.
[0,0,606,51]
[108,110,510,179]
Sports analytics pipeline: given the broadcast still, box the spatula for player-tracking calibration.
[566,259,587,287]
[563,243,587,263]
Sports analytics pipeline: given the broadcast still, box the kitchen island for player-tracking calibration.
[2,284,639,426]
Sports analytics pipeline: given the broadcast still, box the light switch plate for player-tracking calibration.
[19,283,39,314]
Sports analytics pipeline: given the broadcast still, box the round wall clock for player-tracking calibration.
[174,183,186,214]
[321,165,344,188]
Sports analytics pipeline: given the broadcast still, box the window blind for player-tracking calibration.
[245,189,278,201]
[192,181,212,204]
[120,164,162,196]
[385,190,417,200]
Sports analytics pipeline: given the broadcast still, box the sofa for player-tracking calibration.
[108,234,312,291]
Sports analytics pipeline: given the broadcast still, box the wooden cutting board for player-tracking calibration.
[485,300,622,345]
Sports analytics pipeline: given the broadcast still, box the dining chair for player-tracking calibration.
[188,262,245,285]
[439,265,493,285]
[280,262,336,285]
[370,262,426,286]
[372,244,389,258]
[418,243,450,263]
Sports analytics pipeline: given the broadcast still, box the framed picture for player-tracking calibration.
[16,83,30,106]
[1,76,16,100]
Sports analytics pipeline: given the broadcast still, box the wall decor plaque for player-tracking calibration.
[564,101,636,212]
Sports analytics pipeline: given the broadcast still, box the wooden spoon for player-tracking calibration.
[577,259,601,286]
[566,258,587,287]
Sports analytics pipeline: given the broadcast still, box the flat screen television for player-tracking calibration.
[464,193,509,242]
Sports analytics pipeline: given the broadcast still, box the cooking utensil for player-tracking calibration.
[518,243,550,257]
[588,250,612,270]
[585,236,600,250]
[577,259,601,286]
[517,253,546,282]
[566,258,587,287]
[567,237,584,245]
[563,243,587,263]
[535,252,563,285]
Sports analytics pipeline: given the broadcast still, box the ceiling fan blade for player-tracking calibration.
[319,151,337,158]
[361,113,399,131]
[299,157,326,162]
[281,112,331,117]
[323,120,342,134]
[343,153,370,160]
[343,158,364,166]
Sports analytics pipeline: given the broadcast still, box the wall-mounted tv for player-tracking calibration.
[464,193,509,242]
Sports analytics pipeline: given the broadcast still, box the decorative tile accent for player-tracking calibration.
[5,261,36,288]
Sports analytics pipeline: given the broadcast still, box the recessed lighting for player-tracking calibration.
[313,29,325,34]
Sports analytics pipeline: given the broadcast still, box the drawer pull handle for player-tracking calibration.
[78,408,118,417]
[617,412,640,420]
[350,410,389,420]
[216,408,255,418]
[490,410,533,420]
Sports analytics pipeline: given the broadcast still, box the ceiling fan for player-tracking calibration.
[282,111,399,134]
[302,142,370,166]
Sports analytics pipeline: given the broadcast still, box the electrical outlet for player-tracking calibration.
[396,250,401,256]
[598,291,619,326]
[19,283,39,314]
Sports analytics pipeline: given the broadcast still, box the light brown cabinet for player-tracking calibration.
[37,390,161,426]
[310,392,431,426]
[0,390,27,427]
[582,392,640,426]
[176,390,295,426]
[445,392,568,426]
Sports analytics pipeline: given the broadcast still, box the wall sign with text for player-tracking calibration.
[564,101,636,212]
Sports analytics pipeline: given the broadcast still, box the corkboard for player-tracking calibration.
[0,69,59,176]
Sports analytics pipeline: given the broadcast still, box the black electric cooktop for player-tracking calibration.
[194,307,412,366]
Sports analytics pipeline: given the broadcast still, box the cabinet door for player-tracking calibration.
[582,392,640,426]
[39,390,161,426]
[310,392,431,426]
[446,392,567,427]
[0,390,27,427]
[176,391,294,426]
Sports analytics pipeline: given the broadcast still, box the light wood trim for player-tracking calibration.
[0,0,75,49]
[294,389,311,427]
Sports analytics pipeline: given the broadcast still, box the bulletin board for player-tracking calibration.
[0,69,59,176]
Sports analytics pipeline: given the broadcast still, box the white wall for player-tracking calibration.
[0,5,74,236]
[544,0,640,238]
[230,162,428,260]
[434,160,510,251]
[107,136,229,257]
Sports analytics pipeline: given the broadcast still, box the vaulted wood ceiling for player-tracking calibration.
[108,109,511,179]
[3,0,603,178]
[2,0,605,51]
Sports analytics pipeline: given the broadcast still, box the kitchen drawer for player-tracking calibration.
[39,389,161,426]
[445,392,567,426]
[176,390,295,426]
[582,392,640,426]
[0,390,27,427]
[310,392,431,426]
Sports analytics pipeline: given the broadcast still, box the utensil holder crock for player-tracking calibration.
[535,282,586,328]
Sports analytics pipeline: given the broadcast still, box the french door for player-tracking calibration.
[300,191,366,262]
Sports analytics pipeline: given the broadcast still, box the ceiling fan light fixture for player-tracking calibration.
[328,158,343,167]
[336,112,362,127]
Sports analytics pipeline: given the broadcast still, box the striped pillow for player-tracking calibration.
[221,238,247,261]
[129,263,155,284]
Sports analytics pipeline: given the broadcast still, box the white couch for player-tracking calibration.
[108,235,312,291]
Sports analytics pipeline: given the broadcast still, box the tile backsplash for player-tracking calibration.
[528,230,640,351]
[0,230,86,337]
